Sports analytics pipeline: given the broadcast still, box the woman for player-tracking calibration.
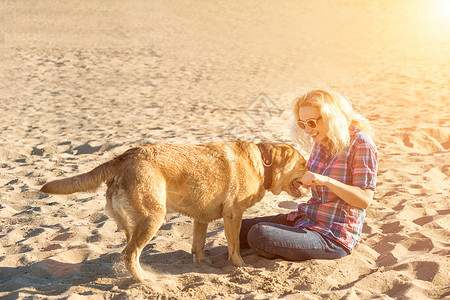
[239,89,378,260]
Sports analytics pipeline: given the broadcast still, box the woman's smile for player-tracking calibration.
[298,106,328,145]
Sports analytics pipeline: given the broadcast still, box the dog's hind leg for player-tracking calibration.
[109,209,131,242]
[106,194,131,242]
[121,208,166,282]
[192,220,208,263]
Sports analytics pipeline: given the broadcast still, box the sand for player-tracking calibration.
[1,0,449,299]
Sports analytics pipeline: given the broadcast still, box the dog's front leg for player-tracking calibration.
[223,211,245,267]
[192,220,208,263]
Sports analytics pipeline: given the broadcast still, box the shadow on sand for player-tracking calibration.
[0,244,256,299]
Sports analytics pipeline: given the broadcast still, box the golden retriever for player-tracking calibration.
[40,141,308,282]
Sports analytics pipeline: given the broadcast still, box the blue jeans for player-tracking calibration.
[239,214,349,261]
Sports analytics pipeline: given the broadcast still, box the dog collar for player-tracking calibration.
[257,143,273,190]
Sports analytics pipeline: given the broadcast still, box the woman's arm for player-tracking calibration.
[301,171,374,209]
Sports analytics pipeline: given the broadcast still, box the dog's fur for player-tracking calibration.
[40,141,308,282]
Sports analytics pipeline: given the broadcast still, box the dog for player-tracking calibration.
[40,141,308,282]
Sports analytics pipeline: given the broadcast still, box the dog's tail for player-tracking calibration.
[40,158,119,195]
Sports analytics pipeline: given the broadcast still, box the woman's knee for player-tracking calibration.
[240,215,288,249]
[247,223,291,260]
[247,223,273,250]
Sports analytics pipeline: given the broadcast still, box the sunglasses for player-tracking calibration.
[297,116,322,130]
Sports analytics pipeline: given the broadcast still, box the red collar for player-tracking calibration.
[257,143,273,190]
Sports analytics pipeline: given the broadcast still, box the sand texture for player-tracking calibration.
[1,1,449,299]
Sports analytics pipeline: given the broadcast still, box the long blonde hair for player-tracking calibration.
[290,89,374,156]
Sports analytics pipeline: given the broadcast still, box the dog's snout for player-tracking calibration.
[292,178,303,188]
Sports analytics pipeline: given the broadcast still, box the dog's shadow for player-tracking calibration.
[0,252,133,299]
[0,252,123,299]
[0,245,259,298]
[141,243,256,268]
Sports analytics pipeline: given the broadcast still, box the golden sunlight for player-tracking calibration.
[429,0,450,24]
[414,0,450,43]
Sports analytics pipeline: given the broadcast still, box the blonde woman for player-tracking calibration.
[240,89,378,260]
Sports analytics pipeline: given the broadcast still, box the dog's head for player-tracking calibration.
[258,143,308,198]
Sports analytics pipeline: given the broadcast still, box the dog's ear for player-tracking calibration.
[258,143,306,171]
[271,144,307,174]
[270,143,293,163]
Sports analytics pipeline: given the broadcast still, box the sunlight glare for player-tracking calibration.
[430,0,450,24]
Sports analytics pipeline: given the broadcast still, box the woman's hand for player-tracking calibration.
[300,171,329,186]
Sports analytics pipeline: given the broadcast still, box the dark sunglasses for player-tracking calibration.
[297,116,322,130]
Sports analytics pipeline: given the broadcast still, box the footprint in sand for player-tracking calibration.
[372,229,435,270]
[412,215,435,226]
[73,141,121,155]
[398,127,450,154]
[380,221,404,234]
[392,261,440,282]
[404,232,434,252]
[52,231,73,242]
[441,164,450,177]
[373,233,407,266]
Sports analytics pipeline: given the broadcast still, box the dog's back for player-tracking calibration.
[40,141,264,214]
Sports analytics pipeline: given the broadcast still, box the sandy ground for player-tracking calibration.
[1,0,449,299]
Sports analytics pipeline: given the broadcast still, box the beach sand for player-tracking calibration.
[1,0,449,299]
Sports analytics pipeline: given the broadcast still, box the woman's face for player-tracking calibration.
[298,106,329,145]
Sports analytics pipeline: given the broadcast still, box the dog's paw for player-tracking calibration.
[192,253,205,264]
[229,256,245,267]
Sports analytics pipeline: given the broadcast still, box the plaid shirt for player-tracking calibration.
[288,128,378,252]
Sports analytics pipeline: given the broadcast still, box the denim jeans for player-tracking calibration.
[239,214,349,261]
